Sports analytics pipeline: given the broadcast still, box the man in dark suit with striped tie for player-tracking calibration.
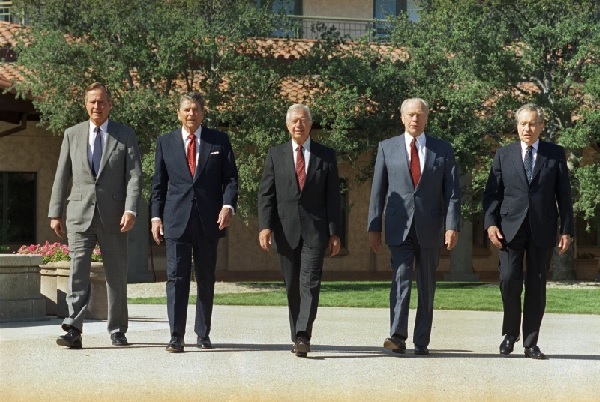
[150,92,238,353]
[483,103,574,359]
[258,104,341,358]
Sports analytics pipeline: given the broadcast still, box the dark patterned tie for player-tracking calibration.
[296,145,306,191]
[187,134,196,176]
[524,145,533,183]
[91,127,103,177]
[410,138,421,187]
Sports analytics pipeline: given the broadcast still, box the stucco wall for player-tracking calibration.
[303,0,373,19]
[0,123,62,248]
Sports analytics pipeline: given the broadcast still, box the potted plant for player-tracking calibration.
[574,252,599,281]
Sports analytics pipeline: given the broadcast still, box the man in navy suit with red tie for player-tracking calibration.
[483,103,574,359]
[150,92,238,353]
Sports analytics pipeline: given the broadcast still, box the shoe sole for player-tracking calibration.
[197,344,213,349]
[112,342,130,346]
[166,346,184,353]
[414,350,430,356]
[295,352,308,358]
[524,352,546,360]
[383,339,406,354]
[56,339,82,349]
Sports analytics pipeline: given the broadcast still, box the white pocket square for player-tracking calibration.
[210,151,220,155]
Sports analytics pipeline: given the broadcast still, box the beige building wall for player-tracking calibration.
[0,122,63,248]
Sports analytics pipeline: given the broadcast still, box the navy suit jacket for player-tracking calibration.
[258,140,341,252]
[483,140,574,247]
[367,134,461,248]
[150,126,238,239]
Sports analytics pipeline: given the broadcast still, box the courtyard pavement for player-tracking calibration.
[1,302,599,401]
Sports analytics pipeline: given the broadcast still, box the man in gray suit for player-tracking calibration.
[368,98,461,355]
[258,103,341,358]
[49,82,142,349]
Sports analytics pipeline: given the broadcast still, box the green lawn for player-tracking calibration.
[129,281,600,315]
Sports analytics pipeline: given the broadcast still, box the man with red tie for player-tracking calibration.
[367,98,461,356]
[258,104,342,358]
[150,92,238,353]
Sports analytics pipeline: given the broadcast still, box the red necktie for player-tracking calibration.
[186,134,196,176]
[296,145,306,191]
[410,138,421,187]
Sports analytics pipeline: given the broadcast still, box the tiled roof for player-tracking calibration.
[0,21,21,47]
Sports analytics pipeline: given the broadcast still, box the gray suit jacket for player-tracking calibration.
[367,134,461,248]
[48,120,142,233]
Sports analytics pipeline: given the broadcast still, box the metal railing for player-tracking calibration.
[276,15,394,42]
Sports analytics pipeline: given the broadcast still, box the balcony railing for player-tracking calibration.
[277,15,394,42]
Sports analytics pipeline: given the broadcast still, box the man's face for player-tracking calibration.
[286,109,312,145]
[177,99,204,133]
[401,100,428,137]
[85,88,112,126]
[517,110,544,146]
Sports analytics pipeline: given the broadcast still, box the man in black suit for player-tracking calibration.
[258,103,341,358]
[150,92,238,353]
[483,103,574,360]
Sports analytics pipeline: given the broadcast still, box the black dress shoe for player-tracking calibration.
[499,335,517,356]
[110,332,129,346]
[383,334,406,354]
[414,345,430,355]
[166,336,184,353]
[197,336,213,349]
[56,328,82,349]
[294,336,310,357]
[524,345,547,360]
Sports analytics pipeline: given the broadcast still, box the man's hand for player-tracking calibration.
[259,229,272,252]
[369,231,382,253]
[487,225,504,249]
[217,207,233,230]
[50,218,64,238]
[445,229,459,251]
[151,219,164,245]
[328,235,341,257]
[557,234,572,255]
[120,212,136,232]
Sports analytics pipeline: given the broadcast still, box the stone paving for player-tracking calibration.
[1,301,599,401]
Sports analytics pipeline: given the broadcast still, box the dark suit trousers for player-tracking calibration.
[498,214,552,348]
[278,239,326,342]
[165,203,218,338]
[389,223,439,347]
[64,208,128,334]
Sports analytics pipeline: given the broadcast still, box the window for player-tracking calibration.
[374,0,421,21]
[0,172,36,245]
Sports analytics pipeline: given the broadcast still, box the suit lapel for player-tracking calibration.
[97,121,118,178]
[196,127,213,179]
[168,129,191,179]
[509,142,529,186]
[420,134,435,189]
[532,141,547,182]
[281,142,299,194]
[76,123,94,177]
[304,142,319,189]
[396,134,414,189]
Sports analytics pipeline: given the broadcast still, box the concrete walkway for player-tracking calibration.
[1,304,599,401]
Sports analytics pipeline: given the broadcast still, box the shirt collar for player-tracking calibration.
[404,132,425,147]
[182,125,202,140]
[89,119,109,134]
[520,140,539,152]
[292,137,311,152]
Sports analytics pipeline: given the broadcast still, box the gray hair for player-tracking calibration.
[286,103,312,123]
[179,91,205,110]
[400,98,430,115]
[515,103,544,123]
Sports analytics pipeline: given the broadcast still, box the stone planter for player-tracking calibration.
[574,258,599,281]
[40,266,58,315]
[49,261,107,320]
[0,254,46,322]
